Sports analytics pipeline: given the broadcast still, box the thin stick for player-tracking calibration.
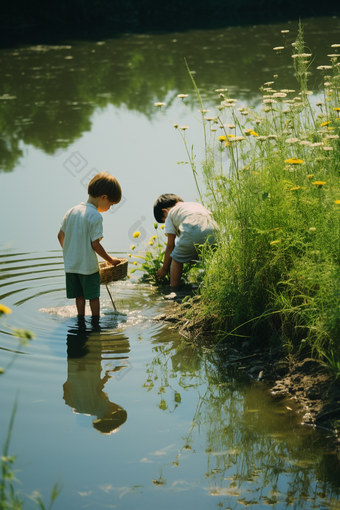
[106,284,117,312]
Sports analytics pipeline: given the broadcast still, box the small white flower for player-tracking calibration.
[331,44,340,48]
[285,138,300,144]
[272,92,287,98]
[317,65,332,70]
[154,102,166,107]
[177,94,188,98]
[180,125,189,130]
[264,81,274,85]
[281,30,289,33]
[323,146,333,151]
[273,46,285,51]
[291,53,312,58]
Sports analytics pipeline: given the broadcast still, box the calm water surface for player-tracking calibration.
[1,16,340,509]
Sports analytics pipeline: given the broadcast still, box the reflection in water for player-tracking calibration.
[63,317,128,434]
[144,336,340,506]
[1,16,339,172]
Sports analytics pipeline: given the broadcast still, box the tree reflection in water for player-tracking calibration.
[143,333,340,506]
[1,17,339,171]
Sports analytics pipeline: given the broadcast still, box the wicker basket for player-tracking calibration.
[99,259,128,284]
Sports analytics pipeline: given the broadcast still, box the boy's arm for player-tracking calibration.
[157,234,176,279]
[91,239,120,265]
[57,229,65,248]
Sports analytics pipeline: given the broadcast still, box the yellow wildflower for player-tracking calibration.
[0,303,12,315]
[132,232,140,238]
[133,261,138,265]
[290,187,300,191]
[160,225,165,229]
[225,142,229,147]
[218,135,227,142]
[128,254,131,257]
[333,107,340,111]
[148,241,154,246]
[307,175,314,179]
[321,121,331,126]
[151,235,157,240]
[227,134,235,138]
[335,200,340,204]
[285,158,304,165]
[244,129,259,136]
[312,181,326,187]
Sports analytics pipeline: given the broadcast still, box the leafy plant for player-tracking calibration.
[129,224,198,284]
[154,22,340,373]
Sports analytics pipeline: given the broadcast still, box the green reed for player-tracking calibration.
[156,22,340,372]
[0,305,61,510]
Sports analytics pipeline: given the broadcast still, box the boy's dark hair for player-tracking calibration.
[88,172,122,203]
[153,194,184,223]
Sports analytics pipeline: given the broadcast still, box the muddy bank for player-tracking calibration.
[155,295,340,448]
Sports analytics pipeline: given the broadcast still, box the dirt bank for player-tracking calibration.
[154,295,340,448]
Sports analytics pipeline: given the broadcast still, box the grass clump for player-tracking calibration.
[156,22,340,370]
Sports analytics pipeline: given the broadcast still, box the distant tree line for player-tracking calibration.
[0,0,339,38]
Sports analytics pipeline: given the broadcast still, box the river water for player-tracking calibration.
[1,16,340,509]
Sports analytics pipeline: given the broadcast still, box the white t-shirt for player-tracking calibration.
[60,202,103,275]
[164,202,217,239]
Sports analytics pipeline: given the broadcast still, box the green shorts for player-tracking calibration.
[66,272,100,300]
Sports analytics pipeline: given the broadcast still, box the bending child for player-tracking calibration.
[153,194,218,288]
[58,172,122,317]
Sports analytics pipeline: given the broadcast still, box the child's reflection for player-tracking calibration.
[63,317,128,435]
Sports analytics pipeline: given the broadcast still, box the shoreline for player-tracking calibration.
[155,295,340,449]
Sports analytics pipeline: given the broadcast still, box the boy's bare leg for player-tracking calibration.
[170,260,183,289]
[89,297,100,317]
[76,296,85,316]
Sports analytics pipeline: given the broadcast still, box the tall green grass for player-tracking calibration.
[160,23,340,365]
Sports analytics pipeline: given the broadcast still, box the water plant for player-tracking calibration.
[0,303,61,510]
[128,224,198,284]
[154,22,340,371]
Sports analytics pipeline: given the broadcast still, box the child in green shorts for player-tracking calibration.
[57,172,122,317]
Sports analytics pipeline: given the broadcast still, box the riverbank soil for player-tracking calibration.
[155,295,340,447]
